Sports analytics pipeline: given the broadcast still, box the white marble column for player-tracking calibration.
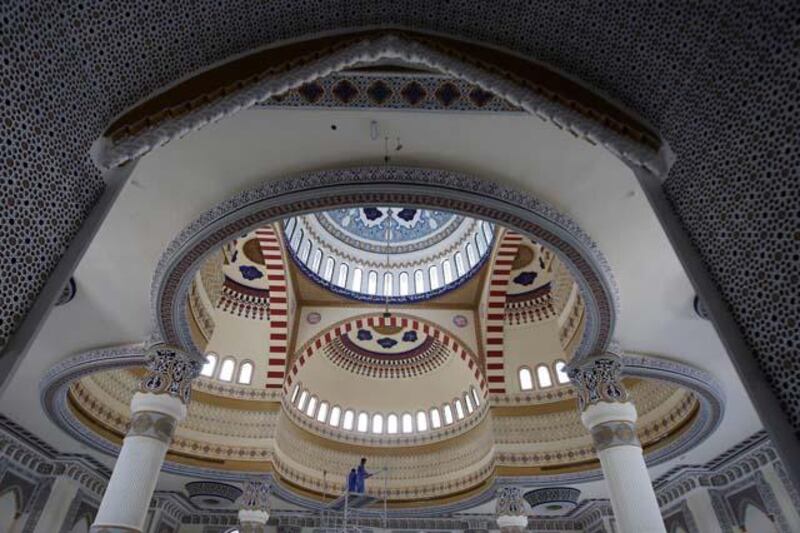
[91,345,202,533]
[570,353,666,533]
[237,479,270,533]
[495,486,528,533]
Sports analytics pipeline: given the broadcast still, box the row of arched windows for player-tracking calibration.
[289,384,483,435]
[284,219,495,298]
[200,353,254,385]
[518,361,570,391]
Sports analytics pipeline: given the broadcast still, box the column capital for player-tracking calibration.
[240,478,270,513]
[139,344,203,405]
[568,350,628,412]
[495,486,527,529]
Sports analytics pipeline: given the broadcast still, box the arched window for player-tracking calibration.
[351,268,363,291]
[329,406,342,427]
[383,272,393,296]
[237,361,253,384]
[482,221,494,244]
[372,414,384,434]
[416,411,428,432]
[518,367,534,391]
[471,387,481,407]
[555,360,570,384]
[429,265,441,290]
[476,233,487,256]
[401,413,413,434]
[454,399,465,420]
[299,239,311,262]
[337,264,349,287]
[443,404,454,425]
[310,249,323,273]
[367,271,378,295]
[218,358,236,382]
[323,257,335,281]
[290,383,300,404]
[387,414,399,434]
[466,243,477,266]
[290,228,303,250]
[298,390,309,411]
[414,270,425,293]
[285,218,297,239]
[442,260,453,284]
[430,408,442,429]
[316,401,329,422]
[464,393,474,414]
[537,365,553,388]
[357,412,369,433]
[200,353,217,377]
[455,252,466,276]
[342,409,355,430]
[306,396,318,417]
[398,272,410,295]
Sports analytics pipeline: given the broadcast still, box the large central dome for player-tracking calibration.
[284,207,494,303]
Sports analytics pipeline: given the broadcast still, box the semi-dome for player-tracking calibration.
[283,207,494,303]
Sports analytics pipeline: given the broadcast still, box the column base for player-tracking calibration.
[497,514,528,529]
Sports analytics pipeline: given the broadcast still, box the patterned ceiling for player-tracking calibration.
[1,0,798,480]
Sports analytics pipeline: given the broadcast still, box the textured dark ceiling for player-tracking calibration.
[1,1,798,452]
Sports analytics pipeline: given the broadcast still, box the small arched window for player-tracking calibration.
[429,265,441,290]
[372,414,384,434]
[399,272,410,296]
[367,271,378,295]
[323,257,335,281]
[555,361,570,384]
[466,243,477,266]
[316,401,329,423]
[329,406,342,427]
[416,411,428,432]
[454,399,465,420]
[351,267,363,291]
[430,408,442,429]
[290,229,303,250]
[414,270,425,293]
[455,252,466,276]
[342,409,355,431]
[200,353,217,377]
[290,383,300,404]
[310,249,323,273]
[442,260,453,284]
[464,393,474,414]
[476,233,487,256]
[537,365,553,388]
[443,404,454,425]
[387,414,399,434]
[218,358,236,382]
[518,367,534,391]
[285,218,297,239]
[299,239,311,262]
[337,264,349,287]
[298,390,309,410]
[482,221,494,244]
[357,412,369,433]
[383,272,393,296]
[471,387,481,407]
[401,413,414,434]
[306,396,318,417]
[237,361,254,384]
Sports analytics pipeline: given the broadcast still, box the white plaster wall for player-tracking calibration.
[205,309,271,387]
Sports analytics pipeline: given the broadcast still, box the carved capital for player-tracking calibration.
[495,486,527,519]
[240,479,270,513]
[139,345,202,405]
[568,352,628,412]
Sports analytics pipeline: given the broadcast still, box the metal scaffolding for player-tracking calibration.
[319,468,389,532]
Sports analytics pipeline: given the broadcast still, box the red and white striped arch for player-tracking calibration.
[255,225,290,389]
[484,230,524,394]
[285,313,488,396]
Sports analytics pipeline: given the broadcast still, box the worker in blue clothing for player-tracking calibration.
[355,457,372,493]
[347,468,358,493]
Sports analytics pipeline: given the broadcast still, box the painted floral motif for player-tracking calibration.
[513,271,538,286]
[402,330,418,342]
[239,265,263,280]
[357,329,373,341]
[377,337,398,349]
